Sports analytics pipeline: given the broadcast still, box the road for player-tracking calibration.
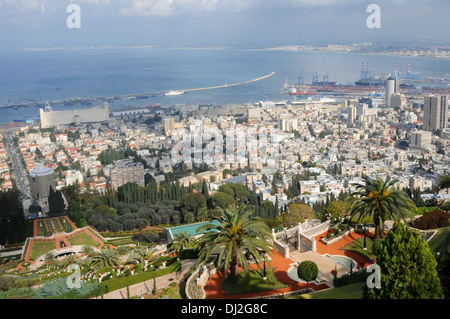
[3,129,31,201]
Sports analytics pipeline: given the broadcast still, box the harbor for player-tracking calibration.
[0,72,277,111]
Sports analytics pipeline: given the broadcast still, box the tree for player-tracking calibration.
[48,187,66,215]
[181,192,207,219]
[348,175,416,240]
[218,183,250,203]
[0,187,27,245]
[365,221,443,299]
[125,246,156,266]
[201,180,210,200]
[211,192,237,210]
[195,205,274,284]
[81,245,95,257]
[437,174,450,193]
[90,248,120,272]
[44,252,55,271]
[283,202,315,227]
[196,206,208,222]
[297,260,318,292]
[323,200,351,221]
[167,231,195,254]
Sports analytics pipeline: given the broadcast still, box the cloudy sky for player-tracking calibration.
[0,0,448,49]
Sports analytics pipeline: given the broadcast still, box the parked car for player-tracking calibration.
[355,224,368,233]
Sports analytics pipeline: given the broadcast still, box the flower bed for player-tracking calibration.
[320,226,353,245]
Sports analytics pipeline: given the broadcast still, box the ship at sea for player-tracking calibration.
[165,90,185,96]
[354,78,385,86]
[14,115,40,123]
[289,87,315,96]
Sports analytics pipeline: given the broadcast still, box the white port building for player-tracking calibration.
[39,102,110,128]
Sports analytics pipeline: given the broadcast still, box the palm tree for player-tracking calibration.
[348,175,416,240]
[167,231,195,254]
[115,245,132,256]
[61,254,77,269]
[125,246,157,266]
[44,251,55,271]
[195,205,275,284]
[91,248,120,272]
[81,245,95,257]
[437,174,450,193]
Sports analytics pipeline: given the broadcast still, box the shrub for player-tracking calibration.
[35,277,99,299]
[440,201,450,212]
[132,232,160,243]
[372,239,384,256]
[413,210,449,230]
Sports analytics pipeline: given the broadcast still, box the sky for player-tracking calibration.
[0,0,449,49]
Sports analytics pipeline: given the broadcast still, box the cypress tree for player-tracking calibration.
[275,196,279,216]
[202,180,210,201]
[365,221,443,299]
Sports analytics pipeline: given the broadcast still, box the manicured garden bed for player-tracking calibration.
[66,231,101,247]
[29,241,56,261]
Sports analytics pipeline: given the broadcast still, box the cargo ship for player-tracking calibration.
[354,79,385,86]
[14,115,40,123]
[289,87,316,96]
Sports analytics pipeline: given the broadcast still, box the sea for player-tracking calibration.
[1,47,450,124]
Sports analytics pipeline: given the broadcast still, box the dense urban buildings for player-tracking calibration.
[109,161,145,190]
[0,46,449,303]
[423,95,448,132]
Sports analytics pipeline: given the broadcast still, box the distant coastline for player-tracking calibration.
[20,43,450,60]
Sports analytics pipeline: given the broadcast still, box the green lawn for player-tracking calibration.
[66,232,101,247]
[29,241,56,261]
[341,237,376,261]
[222,268,287,295]
[291,282,366,299]
[428,227,450,256]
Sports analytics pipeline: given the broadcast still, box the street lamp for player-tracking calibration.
[258,249,266,280]
[263,253,266,280]
[363,225,367,251]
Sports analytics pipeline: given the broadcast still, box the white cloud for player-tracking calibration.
[117,0,368,17]
[119,0,221,17]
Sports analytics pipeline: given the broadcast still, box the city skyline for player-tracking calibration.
[0,0,449,50]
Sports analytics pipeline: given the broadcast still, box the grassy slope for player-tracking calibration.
[291,282,365,299]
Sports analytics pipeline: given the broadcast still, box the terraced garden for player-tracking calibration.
[35,217,75,237]
[28,240,56,261]
[66,231,101,247]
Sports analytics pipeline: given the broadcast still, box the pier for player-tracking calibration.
[0,72,276,109]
